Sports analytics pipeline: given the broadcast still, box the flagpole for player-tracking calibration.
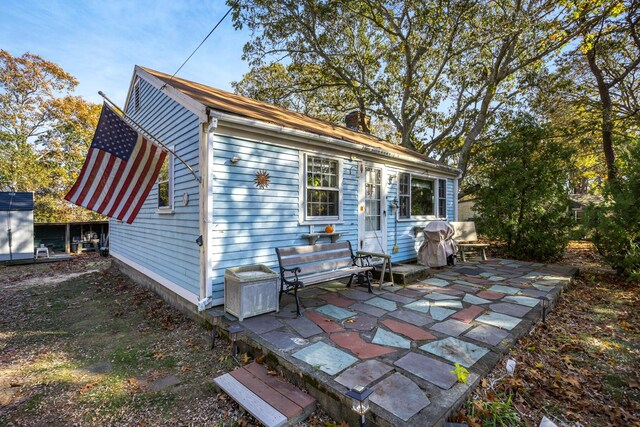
[98,91,202,184]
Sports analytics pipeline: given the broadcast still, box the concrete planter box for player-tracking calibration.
[224,264,279,321]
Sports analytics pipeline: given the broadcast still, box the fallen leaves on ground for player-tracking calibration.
[453,241,640,426]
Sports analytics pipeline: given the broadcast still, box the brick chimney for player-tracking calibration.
[345,111,371,134]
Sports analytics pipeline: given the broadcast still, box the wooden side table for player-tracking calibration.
[357,251,394,288]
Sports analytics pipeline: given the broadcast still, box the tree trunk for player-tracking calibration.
[586,47,617,183]
[457,83,496,182]
[399,125,414,150]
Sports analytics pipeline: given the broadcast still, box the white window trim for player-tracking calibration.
[298,152,344,225]
[397,172,443,222]
[157,145,175,214]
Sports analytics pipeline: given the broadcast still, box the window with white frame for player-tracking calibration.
[304,154,341,221]
[157,149,174,211]
[438,179,447,218]
[398,173,435,218]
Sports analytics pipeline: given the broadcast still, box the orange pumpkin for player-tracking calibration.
[325,225,335,233]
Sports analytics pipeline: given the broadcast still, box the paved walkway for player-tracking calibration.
[213,259,577,426]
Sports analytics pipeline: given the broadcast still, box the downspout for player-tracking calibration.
[197,115,217,311]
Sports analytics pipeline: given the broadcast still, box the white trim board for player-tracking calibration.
[110,250,200,305]
[132,66,208,122]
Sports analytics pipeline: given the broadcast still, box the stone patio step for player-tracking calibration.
[372,262,431,285]
[213,362,316,427]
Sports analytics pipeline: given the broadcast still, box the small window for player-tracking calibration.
[134,78,141,112]
[304,154,341,220]
[438,179,447,218]
[398,173,435,218]
[157,150,174,211]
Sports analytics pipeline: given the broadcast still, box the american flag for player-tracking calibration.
[65,105,167,224]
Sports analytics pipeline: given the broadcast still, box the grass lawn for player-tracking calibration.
[454,241,640,426]
[0,255,329,426]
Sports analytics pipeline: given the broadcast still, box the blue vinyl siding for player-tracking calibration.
[210,135,359,299]
[109,78,201,298]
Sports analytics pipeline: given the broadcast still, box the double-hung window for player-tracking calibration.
[157,149,174,212]
[303,154,341,222]
[398,173,436,219]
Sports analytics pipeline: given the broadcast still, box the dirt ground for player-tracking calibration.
[454,241,640,426]
[0,254,330,427]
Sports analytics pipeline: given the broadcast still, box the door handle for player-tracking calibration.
[360,240,363,249]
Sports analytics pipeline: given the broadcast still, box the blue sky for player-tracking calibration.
[1,0,250,106]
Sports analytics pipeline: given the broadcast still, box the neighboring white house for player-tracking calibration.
[109,66,461,312]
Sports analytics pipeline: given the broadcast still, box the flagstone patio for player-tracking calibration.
[209,258,577,426]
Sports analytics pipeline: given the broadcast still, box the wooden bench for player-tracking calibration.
[275,241,374,315]
[450,221,490,262]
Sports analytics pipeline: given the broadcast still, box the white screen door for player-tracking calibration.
[358,166,386,253]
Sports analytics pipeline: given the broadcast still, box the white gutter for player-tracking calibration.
[208,109,462,177]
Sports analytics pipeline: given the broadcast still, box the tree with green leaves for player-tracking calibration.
[231,0,481,151]
[587,138,640,280]
[474,114,573,261]
[0,50,101,222]
[230,0,602,186]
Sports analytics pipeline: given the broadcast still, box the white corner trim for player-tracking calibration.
[453,178,459,221]
[110,250,199,305]
[123,68,139,114]
[134,66,207,122]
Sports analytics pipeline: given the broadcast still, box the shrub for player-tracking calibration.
[587,140,640,281]
[474,114,573,261]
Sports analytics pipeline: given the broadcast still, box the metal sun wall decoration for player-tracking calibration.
[254,169,271,189]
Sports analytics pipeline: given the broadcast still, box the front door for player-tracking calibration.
[358,165,386,253]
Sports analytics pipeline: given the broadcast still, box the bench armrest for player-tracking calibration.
[280,265,302,285]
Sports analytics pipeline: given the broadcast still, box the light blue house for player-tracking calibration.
[110,66,460,311]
